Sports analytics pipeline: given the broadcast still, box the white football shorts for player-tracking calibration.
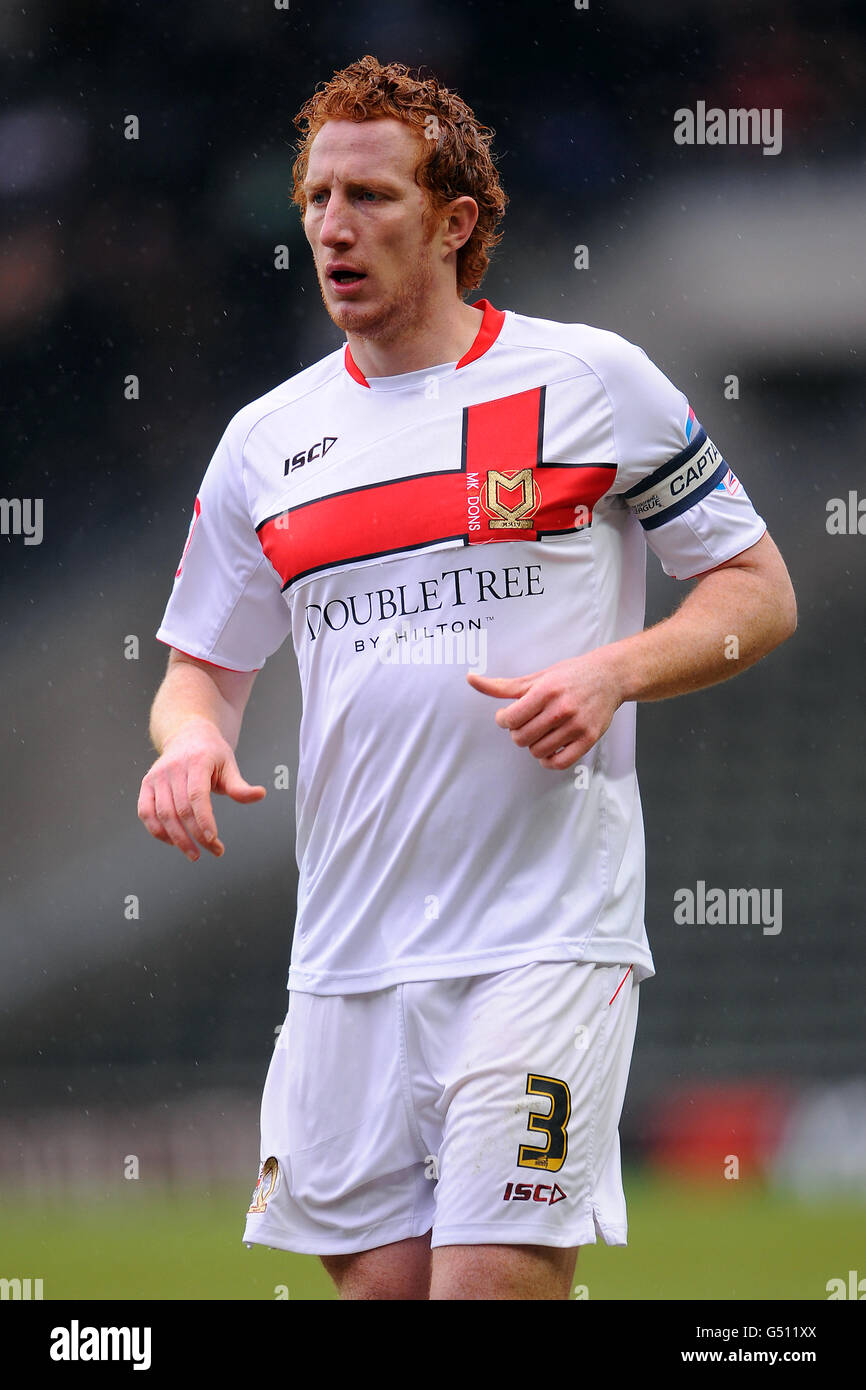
[243,959,639,1255]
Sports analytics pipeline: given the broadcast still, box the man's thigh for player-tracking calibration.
[321,1234,433,1300]
[430,1242,579,1300]
[320,1236,578,1301]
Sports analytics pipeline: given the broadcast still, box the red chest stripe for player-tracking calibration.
[257,385,615,591]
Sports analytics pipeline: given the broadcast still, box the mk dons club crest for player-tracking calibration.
[247,1155,280,1214]
[480,468,542,529]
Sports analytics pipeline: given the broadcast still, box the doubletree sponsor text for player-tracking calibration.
[304,561,545,640]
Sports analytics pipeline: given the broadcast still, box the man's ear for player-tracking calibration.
[442,195,479,254]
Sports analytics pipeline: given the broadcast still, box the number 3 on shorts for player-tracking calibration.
[517,1073,572,1173]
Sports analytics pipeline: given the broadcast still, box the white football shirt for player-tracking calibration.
[157,300,766,993]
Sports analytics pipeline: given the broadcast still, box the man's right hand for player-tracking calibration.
[137,716,266,861]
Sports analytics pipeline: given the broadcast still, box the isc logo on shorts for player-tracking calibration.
[502,1181,568,1205]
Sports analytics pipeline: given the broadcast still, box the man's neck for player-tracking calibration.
[346,300,484,379]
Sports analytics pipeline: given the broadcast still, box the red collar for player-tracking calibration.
[344,298,505,387]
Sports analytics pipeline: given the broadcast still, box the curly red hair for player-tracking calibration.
[291,55,507,295]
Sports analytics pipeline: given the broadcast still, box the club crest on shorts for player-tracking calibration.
[247,1155,280,1214]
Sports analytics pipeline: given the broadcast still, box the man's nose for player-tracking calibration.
[319,192,354,247]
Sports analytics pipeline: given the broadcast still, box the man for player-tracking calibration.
[138,55,796,1300]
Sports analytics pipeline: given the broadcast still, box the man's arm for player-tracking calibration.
[137,649,265,860]
[467,531,796,770]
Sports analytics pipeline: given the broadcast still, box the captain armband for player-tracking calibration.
[623,427,730,530]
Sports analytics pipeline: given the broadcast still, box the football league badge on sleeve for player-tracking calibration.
[716,467,741,496]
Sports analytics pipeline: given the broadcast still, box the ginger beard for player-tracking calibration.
[313,202,441,350]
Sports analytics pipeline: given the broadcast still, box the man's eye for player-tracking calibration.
[360,190,380,201]
[309,191,327,205]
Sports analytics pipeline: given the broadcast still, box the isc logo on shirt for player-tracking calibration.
[284,436,338,475]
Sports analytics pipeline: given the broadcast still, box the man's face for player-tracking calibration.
[303,117,445,343]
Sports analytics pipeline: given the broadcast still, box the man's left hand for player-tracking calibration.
[466,653,622,770]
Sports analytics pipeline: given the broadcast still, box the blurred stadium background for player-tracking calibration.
[2,0,865,1300]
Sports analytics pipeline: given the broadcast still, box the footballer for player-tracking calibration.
[137,55,796,1300]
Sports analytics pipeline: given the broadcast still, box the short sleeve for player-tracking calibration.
[156,419,293,671]
[598,334,767,580]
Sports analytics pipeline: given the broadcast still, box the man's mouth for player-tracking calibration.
[328,268,366,285]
